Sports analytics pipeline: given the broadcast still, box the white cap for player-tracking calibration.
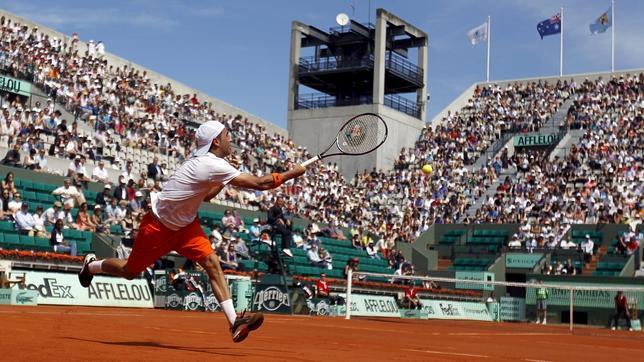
[135,191,143,197]
[191,121,225,158]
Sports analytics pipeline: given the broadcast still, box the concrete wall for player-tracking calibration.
[288,104,424,179]
[0,9,287,137]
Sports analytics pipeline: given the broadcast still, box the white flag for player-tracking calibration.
[467,22,488,46]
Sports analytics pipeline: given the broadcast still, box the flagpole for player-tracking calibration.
[486,15,491,82]
[611,0,615,72]
[560,7,564,77]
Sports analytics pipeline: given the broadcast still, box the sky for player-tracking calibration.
[2,0,643,129]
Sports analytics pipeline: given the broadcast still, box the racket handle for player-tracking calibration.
[300,155,321,167]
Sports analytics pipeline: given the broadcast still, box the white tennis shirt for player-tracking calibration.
[152,153,241,230]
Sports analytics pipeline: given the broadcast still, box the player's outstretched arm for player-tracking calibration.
[229,165,305,191]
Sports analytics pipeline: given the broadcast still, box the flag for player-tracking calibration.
[536,13,561,39]
[589,7,612,34]
[467,22,488,46]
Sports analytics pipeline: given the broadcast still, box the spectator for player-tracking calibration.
[221,209,236,232]
[562,258,577,275]
[1,172,17,196]
[95,184,112,206]
[67,155,87,179]
[61,204,76,229]
[267,196,293,257]
[535,280,548,325]
[220,243,240,271]
[323,221,346,240]
[23,148,37,170]
[315,273,344,305]
[14,203,45,237]
[91,205,109,234]
[92,160,110,183]
[307,244,327,269]
[7,191,22,215]
[32,206,47,236]
[581,235,594,263]
[233,236,250,260]
[366,241,380,259]
[147,156,162,180]
[52,178,83,208]
[34,148,48,171]
[318,246,333,270]
[344,257,361,281]
[2,143,21,166]
[50,219,77,255]
[75,202,96,232]
[610,291,633,331]
[401,283,423,310]
[249,218,261,241]
[121,208,136,236]
[113,175,129,202]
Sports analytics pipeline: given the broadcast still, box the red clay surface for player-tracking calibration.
[1,305,643,361]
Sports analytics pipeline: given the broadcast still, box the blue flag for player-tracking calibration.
[589,7,612,34]
[537,13,561,39]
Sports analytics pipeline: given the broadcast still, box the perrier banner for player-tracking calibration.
[525,281,644,309]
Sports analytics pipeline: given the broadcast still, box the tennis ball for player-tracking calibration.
[422,164,433,174]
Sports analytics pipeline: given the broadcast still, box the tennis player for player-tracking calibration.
[78,120,305,343]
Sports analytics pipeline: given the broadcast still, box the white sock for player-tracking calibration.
[88,260,104,274]
[221,299,237,326]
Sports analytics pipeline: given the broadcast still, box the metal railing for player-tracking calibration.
[328,22,375,35]
[296,92,421,118]
[384,94,421,118]
[298,52,423,84]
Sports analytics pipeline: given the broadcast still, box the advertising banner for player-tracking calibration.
[500,297,526,321]
[420,299,492,321]
[0,289,38,306]
[344,294,400,317]
[513,133,561,147]
[525,282,644,309]
[163,270,252,312]
[455,271,495,291]
[18,271,153,308]
[506,253,544,269]
[0,75,31,97]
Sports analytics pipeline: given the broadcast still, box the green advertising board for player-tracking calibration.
[525,282,644,309]
[420,299,492,321]
[0,288,38,306]
[455,271,495,291]
[0,75,31,97]
[506,253,544,269]
[513,133,561,147]
[500,297,526,321]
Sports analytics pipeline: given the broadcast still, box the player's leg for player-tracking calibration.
[178,219,263,343]
[79,213,172,287]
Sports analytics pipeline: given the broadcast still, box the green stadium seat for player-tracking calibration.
[19,235,35,247]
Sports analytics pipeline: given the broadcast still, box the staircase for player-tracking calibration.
[460,165,517,221]
[583,246,608,275]
[437,258,453,271]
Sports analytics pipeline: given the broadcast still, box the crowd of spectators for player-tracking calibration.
[0,16,641,272]
[474,74,642,232]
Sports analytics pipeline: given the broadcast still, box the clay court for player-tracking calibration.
[1,305,643,361]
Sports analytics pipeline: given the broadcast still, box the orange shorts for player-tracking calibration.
[124,212,214,275]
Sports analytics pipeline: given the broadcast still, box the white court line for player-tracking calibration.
[525,359,554,362]
[402,348,489,358]
[0,310,143,317]
[446,332,568,337]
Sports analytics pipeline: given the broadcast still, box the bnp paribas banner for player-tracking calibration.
[18,270,153,308]
[525,282,644,309]
[420,299,492,321]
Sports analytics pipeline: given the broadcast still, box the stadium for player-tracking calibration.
[0,2,643,361]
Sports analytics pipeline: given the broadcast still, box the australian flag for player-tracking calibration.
[537,13,561,39]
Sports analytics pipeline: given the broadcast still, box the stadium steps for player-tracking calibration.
[436,258,453,271]
[583,246,608,274]
[460,165,517,221]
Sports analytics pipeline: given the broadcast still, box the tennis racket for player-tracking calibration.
[300,113,388,167]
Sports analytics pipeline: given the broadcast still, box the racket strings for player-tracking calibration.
[337,114,387,154]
